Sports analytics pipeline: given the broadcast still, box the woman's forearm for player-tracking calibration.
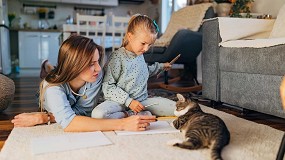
[64,115,157,132]
[64,115,123,132]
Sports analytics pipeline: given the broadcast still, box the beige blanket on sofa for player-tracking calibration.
[154,3,212,47]
[214,17,285,48]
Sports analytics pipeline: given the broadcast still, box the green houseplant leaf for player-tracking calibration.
[230,0,254,18]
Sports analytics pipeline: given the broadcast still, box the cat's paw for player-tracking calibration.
[166,139,183,146]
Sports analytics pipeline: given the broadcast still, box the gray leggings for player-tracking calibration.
[91,97,176,119]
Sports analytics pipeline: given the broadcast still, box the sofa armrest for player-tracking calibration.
[217,17,275,42]
[201,18,221,101]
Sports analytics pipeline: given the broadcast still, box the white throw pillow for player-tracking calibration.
[270,4,285,38]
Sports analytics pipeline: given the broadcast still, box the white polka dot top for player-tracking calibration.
[102,47,164,107]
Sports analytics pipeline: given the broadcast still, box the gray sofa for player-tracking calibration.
[202,18,285,119]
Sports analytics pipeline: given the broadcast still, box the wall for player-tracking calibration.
[7,0,156,29]
[8,0,73,29]
[251,0,285,18]
[7,0,285,30]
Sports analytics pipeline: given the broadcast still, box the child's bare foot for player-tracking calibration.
[11,112,46,127]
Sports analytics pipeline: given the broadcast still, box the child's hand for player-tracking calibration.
[129,100,144,113]
[163,62,172,71]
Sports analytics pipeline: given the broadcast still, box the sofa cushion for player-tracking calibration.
[219,45,285,76]
[270,4,285,38]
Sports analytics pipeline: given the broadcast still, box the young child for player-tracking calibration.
[91,14,176,119]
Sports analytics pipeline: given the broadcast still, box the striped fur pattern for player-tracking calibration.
[171,94,230,160]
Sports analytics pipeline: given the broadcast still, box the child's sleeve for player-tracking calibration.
[102,55,133,107]
[147,62,164,77]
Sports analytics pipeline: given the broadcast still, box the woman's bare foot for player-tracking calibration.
[40,60,54,79]
[11,112,47,127]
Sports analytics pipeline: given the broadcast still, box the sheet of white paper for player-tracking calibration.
[115,121,179,136]
[31,131,112,155]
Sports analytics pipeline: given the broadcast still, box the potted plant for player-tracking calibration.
[214,0,233,17]
[230,0,254,18]
[8,13,16,27]
[37,8,47,19]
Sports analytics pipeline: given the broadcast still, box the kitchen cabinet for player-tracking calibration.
[100,0,118,6]
[78,0,118,6]
[21,0,61,2]
[61,0,81,4]
[19,31,61,69]
[80,0,101,5]
[40,0,60,2]
[20,0,118,6]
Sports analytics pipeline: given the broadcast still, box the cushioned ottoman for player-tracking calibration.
[0,74,15,112]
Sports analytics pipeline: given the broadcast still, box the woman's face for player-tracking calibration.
[126,29,156,56]
[78,49,101,83]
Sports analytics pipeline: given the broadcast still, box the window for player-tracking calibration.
[160,0,187,33]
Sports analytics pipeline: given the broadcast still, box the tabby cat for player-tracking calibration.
[168,94,230,160]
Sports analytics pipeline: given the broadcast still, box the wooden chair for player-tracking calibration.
[111,15,129,51]
[76,13,107,48]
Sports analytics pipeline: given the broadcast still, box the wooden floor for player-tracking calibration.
[1,76,285,150]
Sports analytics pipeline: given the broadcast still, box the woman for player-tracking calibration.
[11,35,156,132]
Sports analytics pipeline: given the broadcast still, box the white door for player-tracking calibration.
[19,31,41,68]
[40,32,61,66]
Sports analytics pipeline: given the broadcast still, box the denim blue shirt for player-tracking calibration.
[102,47,164,107]
[43,71,103,129]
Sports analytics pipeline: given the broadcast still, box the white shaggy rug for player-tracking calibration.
[0,104,284,160]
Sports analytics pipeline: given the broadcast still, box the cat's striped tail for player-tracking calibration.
[211,148,223,160]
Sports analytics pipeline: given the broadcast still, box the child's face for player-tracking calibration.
[126,29,156,56]
[78,49,101,83]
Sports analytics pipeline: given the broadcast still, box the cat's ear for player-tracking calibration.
[177,94,185,102]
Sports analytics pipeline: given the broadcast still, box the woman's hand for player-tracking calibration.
[129,100,145,113]
[121,115,157,131]
[11,112,49,127]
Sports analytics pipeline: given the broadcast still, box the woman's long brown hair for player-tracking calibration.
[39,35,104,112]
